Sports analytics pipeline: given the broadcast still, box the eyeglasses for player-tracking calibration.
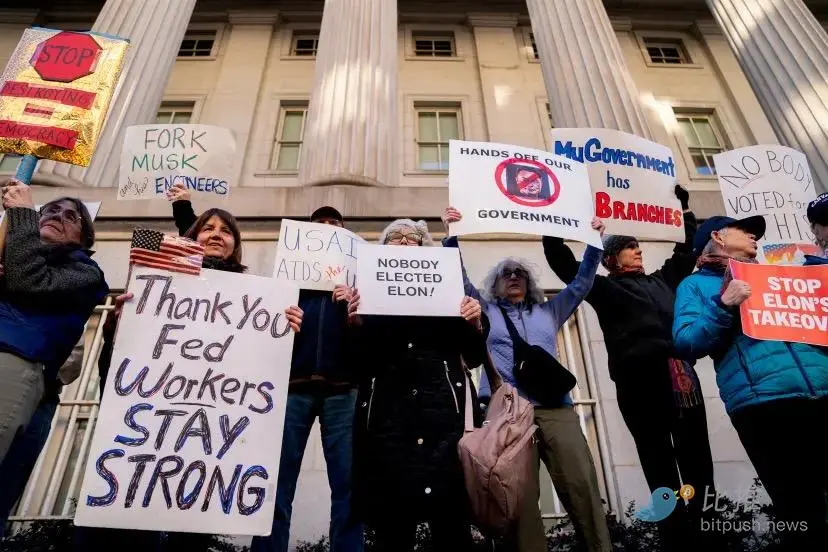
[387,232,423,245]
[500,267,528,279]
[40,204,80,225]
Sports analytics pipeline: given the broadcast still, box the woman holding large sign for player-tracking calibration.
[442,208,610,552]
[0,182,108,465]
[346,219,486,552]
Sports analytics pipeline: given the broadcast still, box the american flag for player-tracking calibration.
[129,228,204,275]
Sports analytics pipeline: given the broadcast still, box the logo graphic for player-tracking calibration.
[632,484,694,522]
[495,158,560,207]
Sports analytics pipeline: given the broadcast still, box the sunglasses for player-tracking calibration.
[387,231,423,245]
[500,267,528,279]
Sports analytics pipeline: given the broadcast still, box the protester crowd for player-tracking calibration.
[0,177,826,552]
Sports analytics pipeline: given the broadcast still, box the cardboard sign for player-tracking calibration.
[448,140,601,248]
[729,260,828,347]
[550,128,684,242]
[118,124,235,200]
[74,267,299,535]
[273,219,363,291]
[0,28,129,166]
[715,145,819,265]
[356,243,464,317]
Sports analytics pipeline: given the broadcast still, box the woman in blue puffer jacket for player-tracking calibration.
[442,208,611,552]
[673,214,828,551]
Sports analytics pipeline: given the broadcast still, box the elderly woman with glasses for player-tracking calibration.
[0,180,108,465]
[346,219,487,552]
[442,207,611,552]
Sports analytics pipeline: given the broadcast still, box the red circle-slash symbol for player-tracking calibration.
[494,157,561,207]
[31,32,102,83]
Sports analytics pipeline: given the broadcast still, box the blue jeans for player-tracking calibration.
[251,390,362,552]
[0,400,57,537]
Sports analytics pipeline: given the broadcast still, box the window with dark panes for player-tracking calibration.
[413,33,456,57]
[178,31,216,57]
[292,34,319,56]
[644,38,689,64]
[674,112,726,176]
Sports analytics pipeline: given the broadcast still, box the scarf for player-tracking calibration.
[696,253,758,294]
[606,257,645,276]
[668,358,703,408]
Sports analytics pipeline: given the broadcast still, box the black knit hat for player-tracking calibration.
[600,234,637,268]
[807,193,828,225]
[310,205,343,223]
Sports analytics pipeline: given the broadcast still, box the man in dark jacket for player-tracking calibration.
[543,186,721,552]
[250,205,362,552]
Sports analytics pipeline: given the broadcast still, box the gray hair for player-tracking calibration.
[701,227,728,256]
[378,218,434,246]
[481,257,545,305]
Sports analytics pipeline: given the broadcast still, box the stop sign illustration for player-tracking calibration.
[31,31,102,83]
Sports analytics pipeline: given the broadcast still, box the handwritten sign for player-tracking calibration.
[74,267,298,535]
[118,124,235,200]
[448,140,601,248]
[356,243,464,317]
[550,128,683,242]
[729,261,828,346]
[273,219,363,291]
[715,145,819,265]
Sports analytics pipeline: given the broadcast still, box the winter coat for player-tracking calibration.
[542,212,698,382]
[173,200,355,388]
[443,237,600,405]
[673,266,828,414]
[0,207,108,383]
[351,314,486,523]
[804,254,828,266]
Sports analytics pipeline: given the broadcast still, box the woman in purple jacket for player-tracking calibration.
[442,208,610,552]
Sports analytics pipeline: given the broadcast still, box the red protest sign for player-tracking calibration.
[729,260,828,347]
[31,32,102,83]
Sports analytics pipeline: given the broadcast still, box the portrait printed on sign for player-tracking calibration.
[715,145,819,265]
[74,267,298,535]
[448,139,601,247]
[550,128,684,242]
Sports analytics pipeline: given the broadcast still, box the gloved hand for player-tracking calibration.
[675,184,690,211]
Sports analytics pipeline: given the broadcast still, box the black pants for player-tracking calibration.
[616,364,720,552]
[372,518,473,552]
[730,397,828,552]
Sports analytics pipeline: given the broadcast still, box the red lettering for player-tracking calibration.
[673,209,683,227]
[655,206,665,224]
[0,81,96,109]
[596,192,611,218]
[613,201,627,220]
[636,203,648,222]
[626,202,637,221]
[647,205,656,222]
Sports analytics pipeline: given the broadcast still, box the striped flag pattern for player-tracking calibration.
[129,228,204,275]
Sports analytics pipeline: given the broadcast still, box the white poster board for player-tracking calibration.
[356,243,464,317]
[74,266,298,535]
[714,145,819,265]
[273,219,364,290]
[118,124,235,200]
[549,128,684,242]
[448,140,602,248]
[0,200,101,223]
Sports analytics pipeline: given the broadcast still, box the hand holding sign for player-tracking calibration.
[165,182,191,203]
[721,280,752,307]
[1,179,34,209]
[460,296,483,330]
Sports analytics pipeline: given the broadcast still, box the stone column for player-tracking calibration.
[525,0,652,138]
[35,0,196,187]
[706,0,828,194]
[298,0,398,187]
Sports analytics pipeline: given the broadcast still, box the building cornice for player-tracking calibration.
[467,12,519,28]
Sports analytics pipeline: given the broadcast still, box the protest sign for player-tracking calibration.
[550,128,683,242]
[356,243,464,317]
[273,219,363,291]
[729,260,828,347]
[0,28,128,166]
[448,140,601,248]
[74,266,299,535]
[118,124,235,200]
[715,145,819,265]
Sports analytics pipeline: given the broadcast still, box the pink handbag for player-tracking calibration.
[457,354,538,534]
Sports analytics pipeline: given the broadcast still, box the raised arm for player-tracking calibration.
[672,277,736,359]
[442,235,484,303]
[167,183,197,236]
[542,236,580,283]
[4,207,105,306]
[657,186,698,290]
[542,244,600,323]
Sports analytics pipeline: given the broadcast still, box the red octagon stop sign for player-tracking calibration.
[31,32,102,83]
